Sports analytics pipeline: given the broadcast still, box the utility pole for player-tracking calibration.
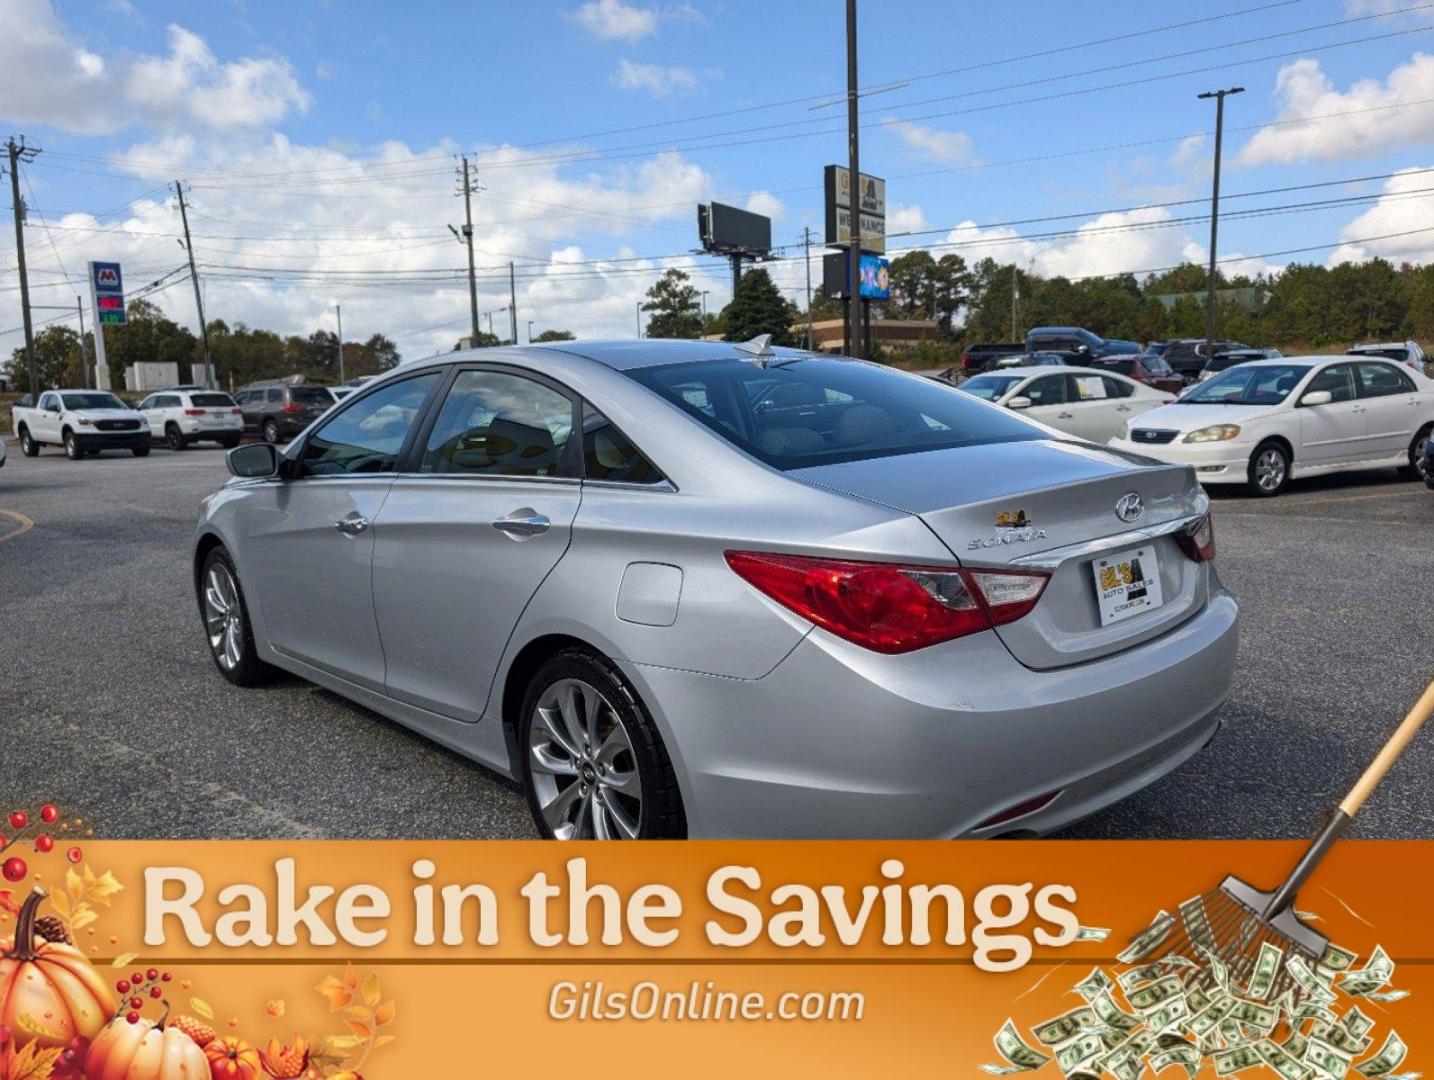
[6,137,41,398]
[636,301,642,339]
[1198,87,1243,357]
[844,0,862,359]
[76,296,91,389]
[1010,264,1019,342]
[454,156,480,345]
[803,226,815,349]
[174,180,214,390]
[508,262,517,345]
[485,310,493,338]
[335,303,345,383]
[527,319,534,344]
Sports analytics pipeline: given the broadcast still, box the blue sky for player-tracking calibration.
[5,0,1434,359]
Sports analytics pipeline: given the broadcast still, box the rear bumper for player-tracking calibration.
[1108,435,1251,485]
[180,419,243,436]
[624,589,1238,839]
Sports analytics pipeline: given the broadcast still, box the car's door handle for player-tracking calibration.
[333,512,370,536]
[493,509,550,540]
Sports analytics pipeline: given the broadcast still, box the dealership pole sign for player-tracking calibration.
[823,164,886,254]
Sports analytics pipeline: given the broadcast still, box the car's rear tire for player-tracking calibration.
[18,427,39,457]
[199,547,277,687]
[1400,425,1431,481]
[131,446,150,457]
[262,419,280,444]
[165,423,188,451]
[1246,440,1289,497]
[63,430,81,460]
[518,647,685,840]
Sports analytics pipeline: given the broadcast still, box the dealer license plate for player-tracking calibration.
[1091,546,1163,626]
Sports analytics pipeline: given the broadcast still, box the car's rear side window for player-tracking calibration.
[625,357,1039,470]
[581,402,665,485]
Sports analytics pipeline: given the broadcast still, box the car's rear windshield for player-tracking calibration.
[1181,364,1311,405]
[61,393,126,410]
[958,374,1024,401]
[1349,347,1409,362]
[291,386,334,404]
[190,393,234,407]
[625,356,1041,470]
[1101,359,1136,376]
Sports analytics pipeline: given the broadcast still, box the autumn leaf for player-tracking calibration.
[70,908,98,931]
[190,997,215,1021]
[65,869,83,905]
[47,891,69,920]
[342,1006,371,1025]
[2,1041,64,1080]
[315,975,353,1011]
[0,890,19,917]
[266,999,286,1019]
[110,952,137,968]
[342,963,359,990]
[320,1035,365,1053]
[373,1034,396,1049]
[86,869,124,905]
[360,972,380,1008]
[344,1021,371,1040]
[373,1000,395,1027]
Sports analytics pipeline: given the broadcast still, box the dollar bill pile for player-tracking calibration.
[982,907,1416,1079]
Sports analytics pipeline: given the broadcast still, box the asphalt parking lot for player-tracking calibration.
[0,443,1431,840]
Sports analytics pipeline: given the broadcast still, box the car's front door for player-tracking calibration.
[1017,373,1078,433]
[371,366,582,722]
[1298,363,1366,466]
[1354,361,1422,458]
[35,393,64,441]
[237,371,443,690]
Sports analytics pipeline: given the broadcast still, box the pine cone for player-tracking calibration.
[33,915,70,944]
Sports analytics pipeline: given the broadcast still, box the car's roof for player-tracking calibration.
[405,338,824,373]
[971,365,1116,379]
[1348,342,1410,350]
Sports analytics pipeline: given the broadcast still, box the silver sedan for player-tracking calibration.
[194,339,1238,839]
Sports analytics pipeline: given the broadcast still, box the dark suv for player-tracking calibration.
[1024,326,1141,361]
[234,382,336,443]
[1160,339,1247,383]
[959,342,1026,374]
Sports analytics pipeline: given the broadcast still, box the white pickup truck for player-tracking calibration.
[13,389,152,460]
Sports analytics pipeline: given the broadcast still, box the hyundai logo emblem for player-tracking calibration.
[1115,493,1144,523]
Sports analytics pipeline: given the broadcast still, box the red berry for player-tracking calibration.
[149,986,162,999]
[35,834,54,853]
[8,811,26,831]
[146,968,158,981]
[129,997,143,1010]
[131,972,143,985]
[66,846,82,864]
[1,857,26,883]
[40,804,58,824]
[126,1012,139,1024]
[161,972,172,982]
[116,980,130,994]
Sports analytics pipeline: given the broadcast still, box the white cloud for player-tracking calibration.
[744,190,785,221]
[569,0,657,42]
[1170,133,1208,172]
[1328,166,1434,264]
[613,57,698,98]
[1344,0,1434,19]
[886,203,927,234]
[0,0,309,134]
[1237,53,1434,166]
[883,118,978,165]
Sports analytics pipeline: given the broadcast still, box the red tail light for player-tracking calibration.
[183,408,205,416]
[230,407,242,414]
[282,402,303,413]
[1174,512,1216,562]
[724,551,1049,654]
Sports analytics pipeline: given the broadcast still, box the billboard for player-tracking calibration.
[823,252,891,299]
[697,202,772,255]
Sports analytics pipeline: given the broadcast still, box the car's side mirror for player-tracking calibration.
[1007,395,1033,410]
[1299,389,1333,407]
[227,442,283,479]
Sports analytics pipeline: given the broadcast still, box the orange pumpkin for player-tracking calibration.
[204,1036,261,1080]
[0,887,114,1051]
[85,1014,209,1080]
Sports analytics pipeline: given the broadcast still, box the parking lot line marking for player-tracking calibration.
[0,508,34,543]
[1278,488,1426,509]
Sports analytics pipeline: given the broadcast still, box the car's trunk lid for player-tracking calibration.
[790,438,1209,669]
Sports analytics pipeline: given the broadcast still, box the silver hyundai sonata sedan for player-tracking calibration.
[194,338,1237,839]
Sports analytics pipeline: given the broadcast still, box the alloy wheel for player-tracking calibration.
[203,563,245,672]
[1254,448,1286,492]
[1415,432,1430,480]
[528,677,642,840]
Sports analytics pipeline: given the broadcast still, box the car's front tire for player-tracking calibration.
[1246,440,1290,497]
[63,430,82,460]
[199,547,278,687]
[18,427,39,457]
[518,648,685,840]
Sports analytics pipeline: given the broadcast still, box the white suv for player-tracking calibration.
[138,389,244,451]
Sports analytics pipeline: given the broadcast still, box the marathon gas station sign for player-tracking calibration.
[89,260,127,326]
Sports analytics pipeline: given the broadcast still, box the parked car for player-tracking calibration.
[960,341,1026,374]
[1025,326,1141,361]
[12,389,151,460]
[1092,352,1184,395]
[1108,356,1434,495]
[1425,431,1434,489]
[1161,339,1248,383]
[957,365,1173,442]
[138,389,244,451]
[988,350,1072,371]
[1197,347,1283,382]
[1347,340,1426,372]
[195,339,1236,840]
[233,382,336,443]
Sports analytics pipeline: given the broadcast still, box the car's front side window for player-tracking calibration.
[297,373,440,476]
[419,370,574,478]
[1306,364,1356,403]
[1025,375,1069,406]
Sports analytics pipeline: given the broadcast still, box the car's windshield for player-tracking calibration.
[626,356,1041,470]
[60,393,127,410]
[959,374,1024,401]
[1180,364,1311,405]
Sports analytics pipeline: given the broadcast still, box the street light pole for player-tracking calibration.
[527,320,534,344]
[1198,86,1243,358]
[636,301,643,339]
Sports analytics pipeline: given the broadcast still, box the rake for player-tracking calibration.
[1136,678,1434,1003]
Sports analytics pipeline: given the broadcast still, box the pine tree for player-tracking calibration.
[642,269,704,339]
[722,268,797,345]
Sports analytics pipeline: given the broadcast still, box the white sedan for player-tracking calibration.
[1107,356,1434,496]
[957,365,1174,442]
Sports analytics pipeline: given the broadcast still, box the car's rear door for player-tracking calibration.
[1354,361,1422,458]
[371,365,582,722]
[238,371,444,690]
